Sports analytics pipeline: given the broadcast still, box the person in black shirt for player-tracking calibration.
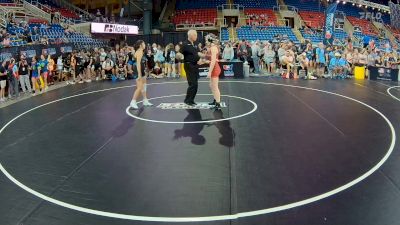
[18,57,32,94]
[0,60,7,102]
[182,30,203,106]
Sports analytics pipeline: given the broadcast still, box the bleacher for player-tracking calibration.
[347,16,378,36]
[387,25,400,40]
[334,30,349,40]
[221,28,229,42]
[244,9,277,26]
[300,29,323,43]
[237,26,298,42]
[299,11,325,29]
[175,0,226,10]
[36,0,80,19]
[172,9,217,25]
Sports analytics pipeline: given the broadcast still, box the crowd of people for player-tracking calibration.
[0,41,188,103]
[229,37,399,79]
[1,31,400,104]
[1,20,77,48]
[246,14,275,27]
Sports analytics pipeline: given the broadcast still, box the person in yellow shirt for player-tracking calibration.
[47,55,55,85]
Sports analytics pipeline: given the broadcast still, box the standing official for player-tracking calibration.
[182,30,201,106]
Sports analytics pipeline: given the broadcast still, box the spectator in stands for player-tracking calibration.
[2,34,11,48]
[315,42,326,77]
[237,40,248,62]
[222,42,234,61]
[175,44,184,77]
[358,49,368,66]
[263,44,276,74]
[154,45,165,68]
[67,52,76,84]
[164,43,176,78]
[18,56,32,94]
[0,60,7,102]
[41,35,49,45]
[38,54,49,91]
[31,57,42,95]
[251,41,261,75]
[281,50,295,78]
[95,9,102,22]
[48,55,55,85]
[116,56,127,80]
[57,55,63,81]
[110,15,116,24]
[102,56,115,79]
[8,58,19,99]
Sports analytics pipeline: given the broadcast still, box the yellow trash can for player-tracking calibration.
[354,66,365,79]
[180,63,186,78]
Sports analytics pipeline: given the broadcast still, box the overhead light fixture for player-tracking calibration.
[343,1,346,4]
[352,3,355,6]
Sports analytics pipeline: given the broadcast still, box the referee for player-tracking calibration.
[182,30,202,106]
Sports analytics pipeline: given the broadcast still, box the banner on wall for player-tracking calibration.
[91,23,138,35]
[0,52,12,61]
[20,50,37,58]
[42,48,57,56]
[61,46,73,53]
[324,3,338,45]
[1,44,74,62]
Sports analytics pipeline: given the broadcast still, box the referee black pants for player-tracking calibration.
[184,63,199,104]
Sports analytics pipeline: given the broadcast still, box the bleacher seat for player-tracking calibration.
[237,26,298,42]
[300,29,323,43]
[35,0,80,19]
[172,9,217,24]
[299,11,325,29]
[244,9,277,26]
[334,30,349,40]
[221,28,229,41]
[347,16,378,36]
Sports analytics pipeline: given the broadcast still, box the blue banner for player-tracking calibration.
[324,3,338,45]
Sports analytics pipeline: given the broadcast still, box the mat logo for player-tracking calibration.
[157,102,227,109]
[223,64,234,77]
[104,24,130,33]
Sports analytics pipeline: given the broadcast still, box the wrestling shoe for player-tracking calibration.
[130,100,139,109]
[143,99,153,106]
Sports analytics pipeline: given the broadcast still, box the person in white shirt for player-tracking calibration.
[251,41,261,74]
[222,43,234,61]
[102,57,115,79]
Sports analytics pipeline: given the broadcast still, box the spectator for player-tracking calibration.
[222,43,234,61]
[0,60,7,102]
[251,41,261,75]
[18,57,32,94]
[263,44,276,74]
[102,57,115,79]
[38,54,49,91]
[2,34,11,47]
[7,58,19,99]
